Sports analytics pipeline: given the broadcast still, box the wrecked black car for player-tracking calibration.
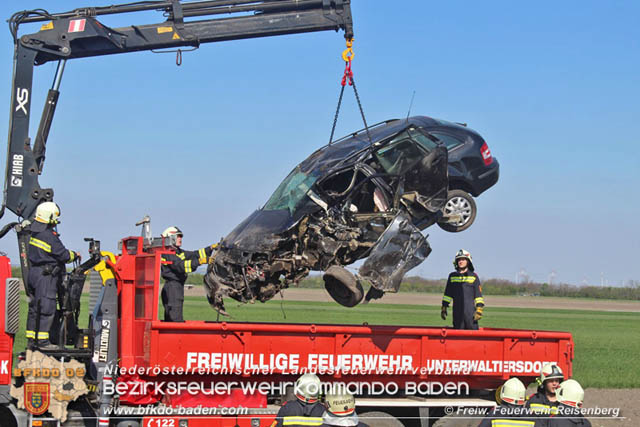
[205,116,457,311]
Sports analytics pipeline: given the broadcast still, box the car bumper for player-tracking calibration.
[471,159,499,196]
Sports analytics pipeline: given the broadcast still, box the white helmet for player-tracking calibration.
[498,378,526,405]
[325,391,356,416]
[161,226,183,238]
[453,249,474,271]
[556,379,584,408]
[294,373,321,403]
[540,363,564,383]
[162,226,183,248]
[35,202,60,224]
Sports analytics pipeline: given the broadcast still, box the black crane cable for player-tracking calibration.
[329,59,372,146]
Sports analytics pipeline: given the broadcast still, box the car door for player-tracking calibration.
[427,129,469,184]
[373,128,448,220]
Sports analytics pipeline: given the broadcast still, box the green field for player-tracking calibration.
[14,293,640,388]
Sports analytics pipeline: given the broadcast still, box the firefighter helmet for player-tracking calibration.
[161,226,183,238]
[556,379,584,408]
[294,373,321,403]
[498,378,526,405]
[34,202,60,224]
[540,363,564,383]
[453,249,474,271]
[325,391,356,416]
[162,226,183,248]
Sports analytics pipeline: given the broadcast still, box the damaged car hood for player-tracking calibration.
[223,209,296,252]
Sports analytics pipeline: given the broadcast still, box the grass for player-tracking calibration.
[14,293,640,388]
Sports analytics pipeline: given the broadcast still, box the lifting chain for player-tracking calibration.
[329,38,372,145]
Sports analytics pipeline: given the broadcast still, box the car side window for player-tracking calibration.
[429,131,464,151]
[375,134,424,175]
[409,129,439,152]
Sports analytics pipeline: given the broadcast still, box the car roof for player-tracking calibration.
[299,116,440,175]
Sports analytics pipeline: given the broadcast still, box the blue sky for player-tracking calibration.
[0,1,638,286]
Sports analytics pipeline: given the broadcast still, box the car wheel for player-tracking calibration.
[323,265,364,307]
[437,189,477,232]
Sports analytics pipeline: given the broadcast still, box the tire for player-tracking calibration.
[323,266,364,307]
[437,189,477,232]
[432,413,479,427]
[359,411,404,427]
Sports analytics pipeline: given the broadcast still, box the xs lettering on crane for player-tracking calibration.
[15,88,29,115]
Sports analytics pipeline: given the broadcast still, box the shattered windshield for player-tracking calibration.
[263,167,319,214]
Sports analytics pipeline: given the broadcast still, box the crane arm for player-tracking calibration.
[3,0,353,220]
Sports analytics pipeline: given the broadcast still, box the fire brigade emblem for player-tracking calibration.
[11,351,89,422]
[25,382,50,415]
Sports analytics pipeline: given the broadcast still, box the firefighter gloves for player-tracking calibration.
[473,306,484,321]
[440,306,448,320]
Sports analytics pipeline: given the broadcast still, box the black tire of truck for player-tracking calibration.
[359,411,404,427]
[323,265,364,307]
[432,411,480,427]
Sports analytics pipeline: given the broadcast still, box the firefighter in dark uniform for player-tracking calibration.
[526,363,564,416]
[322,391,368,427]
[26,202,80,349]
[478,377,538,427]
[441,249,484,330]
[160,226,216,322]
[272,374,325,427]
[548,379,591,427]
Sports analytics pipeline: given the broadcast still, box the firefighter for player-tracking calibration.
[441,249,484,330]
[548,379,591,426]
[478,378,537,427]
[526,363,564,416]
[26,202,80,349]
[321,391,368,427]
[273,373,325,427]
[160,226,216,322]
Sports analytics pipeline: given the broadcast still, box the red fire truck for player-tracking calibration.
[0,1,574,425]
[0,233,574,426]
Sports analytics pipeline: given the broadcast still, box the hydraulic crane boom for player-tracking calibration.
[3,0,353,220]
[1,0,353,285]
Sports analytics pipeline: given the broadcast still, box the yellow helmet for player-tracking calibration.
[498,378,526,405]
[453,249,474,271]
[556,379,584,408]
[35,202,60,224]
